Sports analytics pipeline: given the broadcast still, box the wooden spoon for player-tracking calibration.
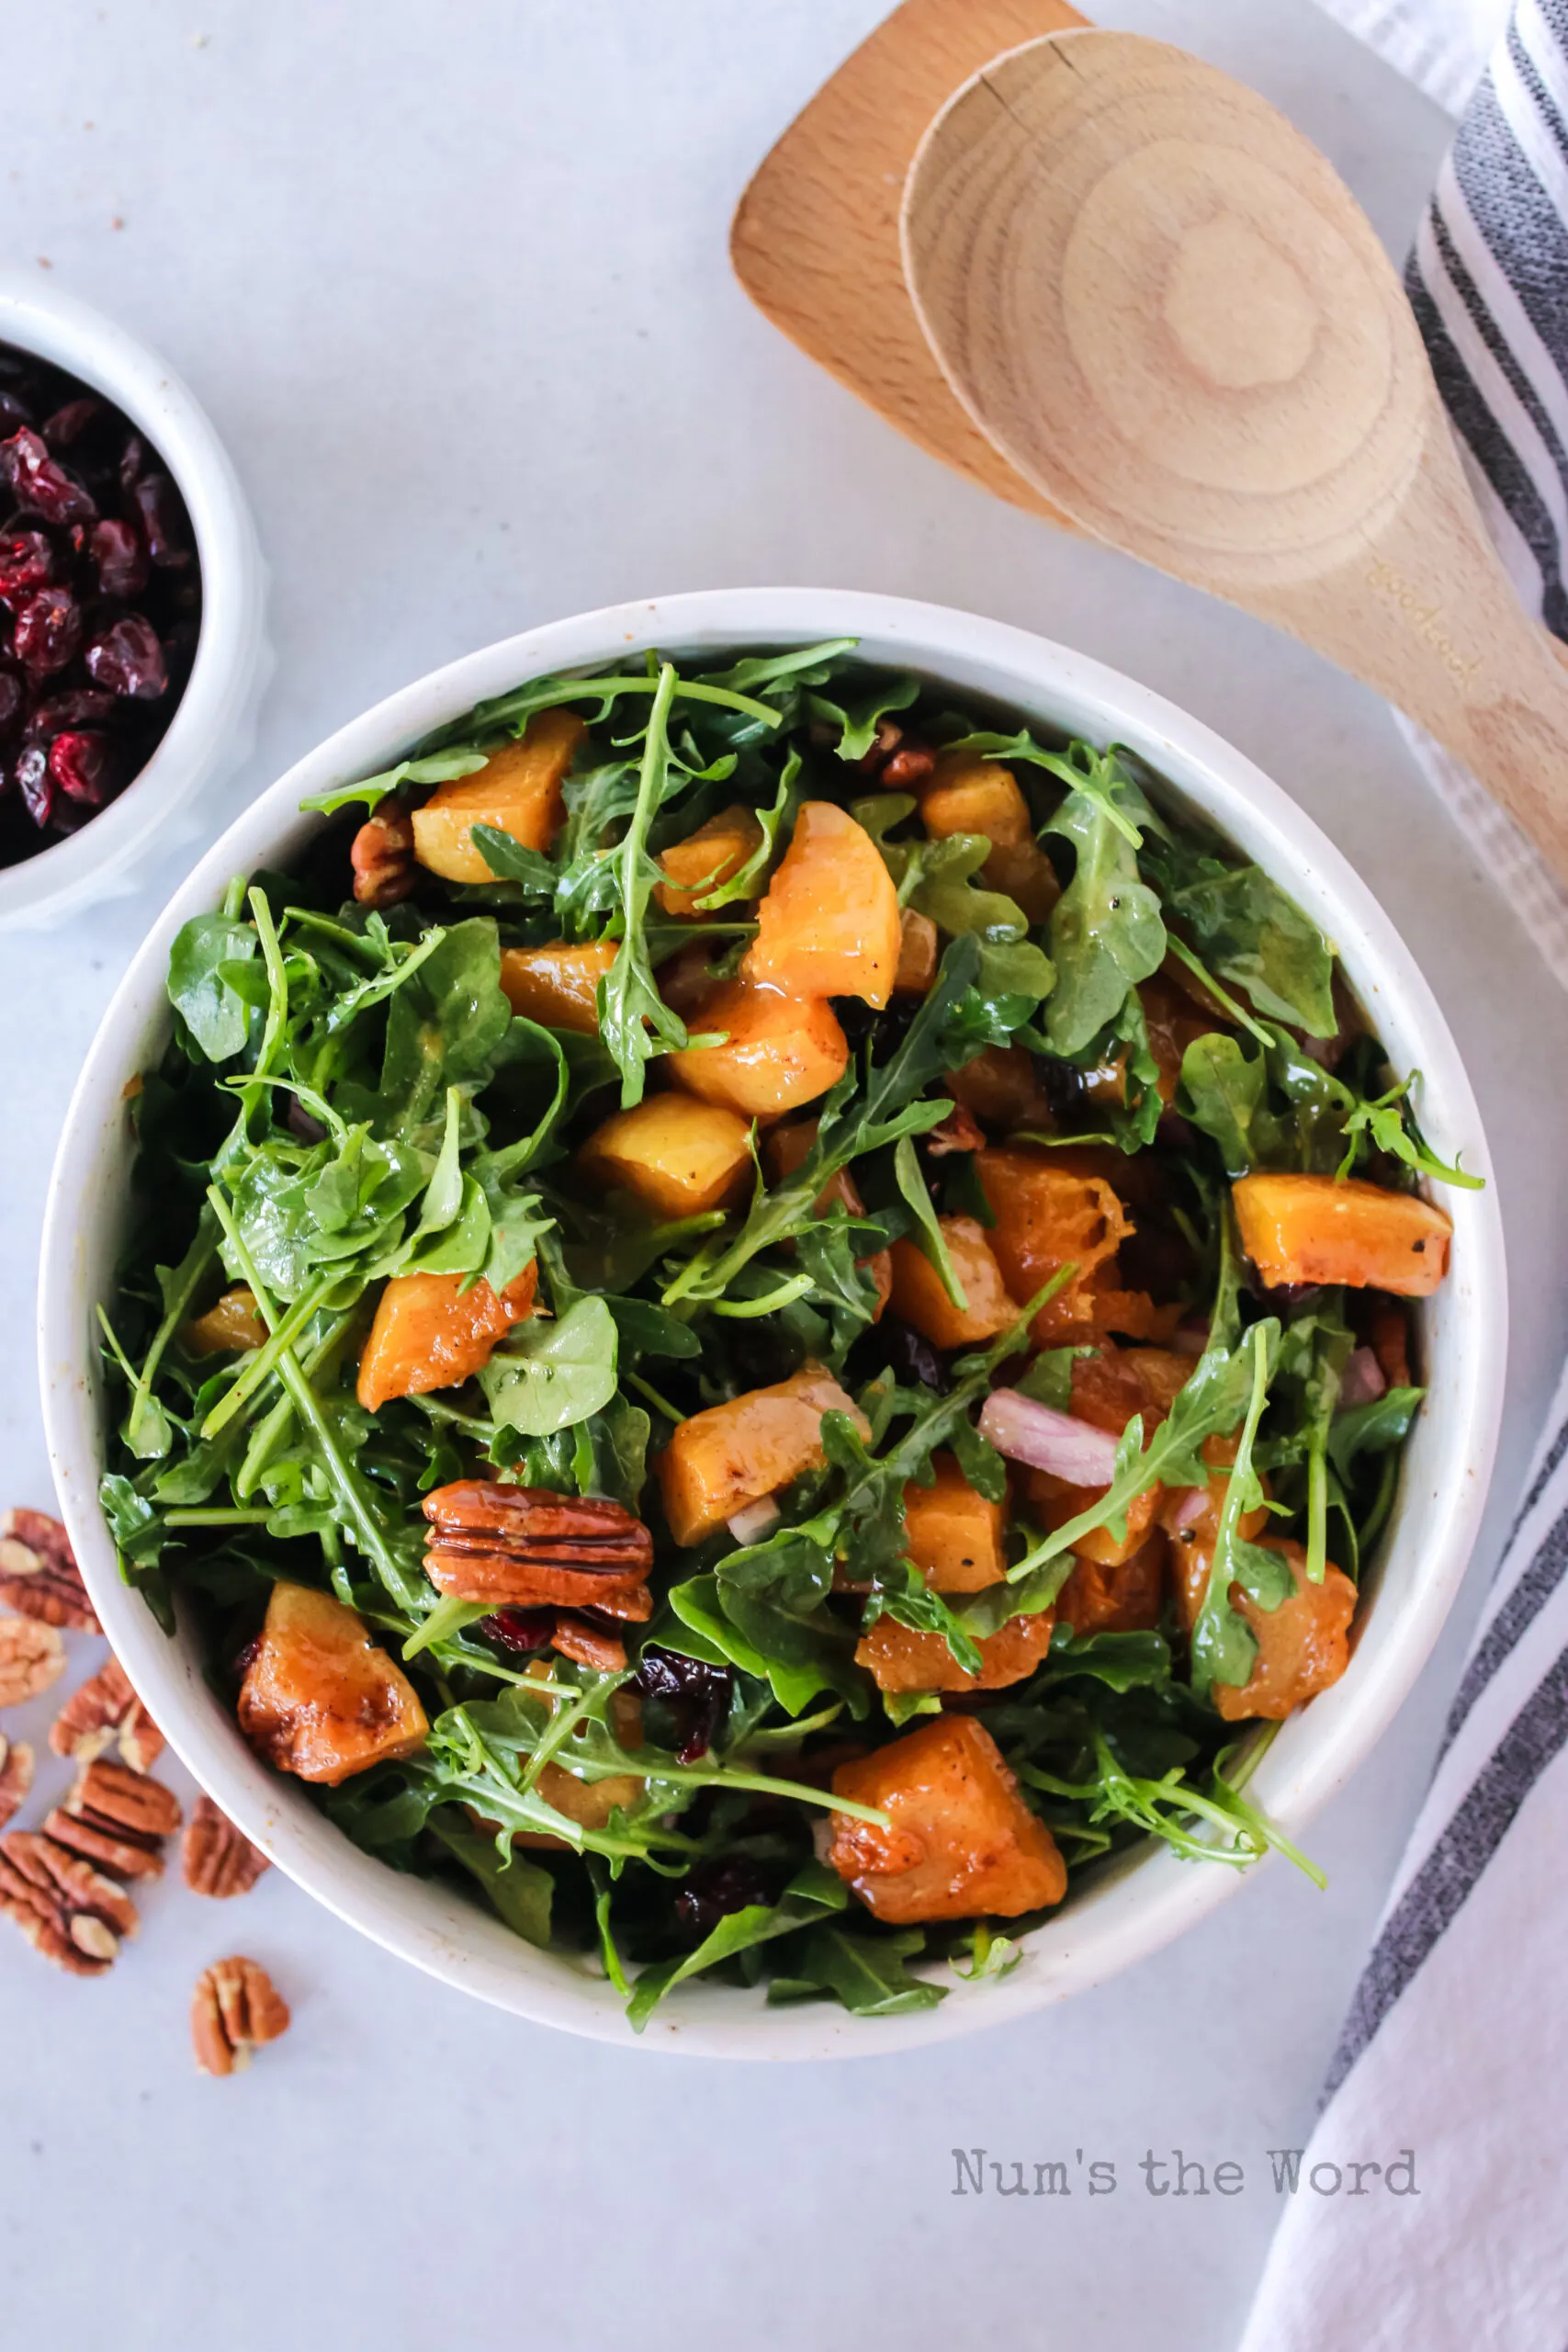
[901,29,1568,882]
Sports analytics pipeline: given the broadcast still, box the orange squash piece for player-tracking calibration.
[886,1216,1018,1349]
[411,709,584,882]
[657,1363,870,1547]
[1024,1346,1195,1566]
[579,1095,752,1221]
[945,1046,1050,1130]
[903,1452,1008,1592]
[894,907,939,995]
[1056,1533,1168,1635]
[1174,1535,1357,1723]
[513,1759,648,1849]
[183,1284,267,1356]
[856,1607,1055,1693]
[744,800,901,1008]
[499,940,617,1035]
[356,1263,538,1411]
[668,978,849,1120]
[976,1146,1134,1341]
[828,1713,1066,1922]
[237,1581,429,1785]
[921,753,1059,924]
[1234,1171,1452,1296]
[654,802,765,918]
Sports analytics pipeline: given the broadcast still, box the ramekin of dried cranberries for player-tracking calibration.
[0,277,267,927]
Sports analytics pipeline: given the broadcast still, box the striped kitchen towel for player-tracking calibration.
[1238,6,1568,2346]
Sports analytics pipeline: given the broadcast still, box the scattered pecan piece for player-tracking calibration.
[925,1099,987,1157]
[0,1509,99,1633]
[350,803,417,908]
[550,1615,627,1674]
[880,743,936,790]
[0,1734,34,1828]
[183,1794,270,1898]
[423,1483,654,1609]
[856,717,905,772]
[50,1656,165,1771]
[44,1757,182,1881]
[0,1615,65,1709]
[0,1829,138,1974]
[192,1955,290,2075]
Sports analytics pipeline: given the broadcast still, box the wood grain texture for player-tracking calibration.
[730,0,1087,526]
[903,30,1568,884]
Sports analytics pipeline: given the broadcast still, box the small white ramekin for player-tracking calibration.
[0,275,270,928]
[37,588,1506,2055]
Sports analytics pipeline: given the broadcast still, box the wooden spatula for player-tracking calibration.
[901,29,1568,882]
[731,0,1089,529]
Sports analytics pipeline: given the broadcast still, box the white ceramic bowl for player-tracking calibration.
[39,588,1506,2055]
[0,275,270,927]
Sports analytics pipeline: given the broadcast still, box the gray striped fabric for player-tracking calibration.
[1240,8,1568,2342]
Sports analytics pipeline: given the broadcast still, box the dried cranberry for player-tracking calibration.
[118,431,146,490]
[15,744,52,826]
[1037,1055,1089,1124]
[0,670,21,733]
[673,1856,773,1943]
[88,515,147,599]
[23,687,118,741]
[631,1646,733,1761]
[12,587,83,675]
[878,1315,949,1394]
[48,730,115,806]
[129,471,190,567]
[1,426,96,525]
[85,613,166,699]
[479,1606,557,1655]
[0,529,54,607]
[41,396,105,450]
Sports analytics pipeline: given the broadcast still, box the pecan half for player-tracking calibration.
[0,1829,138,1973]
[423,1483,654,1610]
[0,1735,34,1828]
[50,1656,165,1772]
[44,1757,182,1882]
[550,1615,627,1674]
[183,1794,270,1898]
[0,1509,98,1633]
[0,1615,65,1709]
[192,1955,290,2075]
[881,743,936,790]
[350,804,417,908]
[856,718,905,772]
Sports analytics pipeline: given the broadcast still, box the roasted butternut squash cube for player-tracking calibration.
[579,1095,752,1221]
[1139,973,1223,1106]
[977,1147,1133,1340]
[411,709,584,882]
[1173,1535,1356,1723]
[238,1581,429,1785]
[944,1046,1050,1130]
[894,907,939,995]
[856,1608,1055,1693]
[183,1284,267,1356]
[356,1263,537,1411]
[829,1713,1066,1922]
[657,1363,871,1547]
[1026,1467,1162,1567]
[904,1452,1008,1592]
[1024,1346,1194,1566]
[654,802,765,918]
[499,940,617,1035]
[921,754,1058,923]
[886,1216,1018,1349]
[744,800,901,1008]
[668,978,849,1120]
[1233,1171,1452,1296]
[514,1761,647,1849]
[1055,1533,1168,1635]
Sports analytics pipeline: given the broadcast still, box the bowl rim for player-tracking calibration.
[38,586,1508,2056]
[0,273,268,925]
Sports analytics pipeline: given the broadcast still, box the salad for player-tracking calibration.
[97,639,1473,2025]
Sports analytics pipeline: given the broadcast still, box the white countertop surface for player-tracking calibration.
[4,5,1562,2347]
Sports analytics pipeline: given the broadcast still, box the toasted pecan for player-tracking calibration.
[192,1955,290,2075]
[43,1757,182,1882]
[51,1656,165,1772]
[183,1794,270,1898]
[0,1615,65,1710]
[550,1615,627,1674]
[0,1508,99,1633]
[350,805,417,909]
[0,1735,34,1829]
[0,1829,138,1974]
[422,1483,654,1609]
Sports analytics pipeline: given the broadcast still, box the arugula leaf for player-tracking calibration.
[769,1923,944,2015]
[1329,1386,1425,1479]
[807,670,920,761]
[1147,841,1337,1037]
[300,749,491,819]
[479,1296,620,1436]
[1043,758,1167,1055]
[1189,1325,1286,1702]
[429,1811,554,1945]
[853,797,1030,944]
[625,1860,849,2030]
[167,913,260,1063]
[1335,1070,1484,1190]
[1179,1033,1282,1177]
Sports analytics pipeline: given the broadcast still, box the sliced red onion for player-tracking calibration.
[1168,1485,1209,1534]
[727,1497,782,1546]
[1173,1317,1211,1359]
[978,1389,1122,1486]
[1338,1347,1387,1411]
